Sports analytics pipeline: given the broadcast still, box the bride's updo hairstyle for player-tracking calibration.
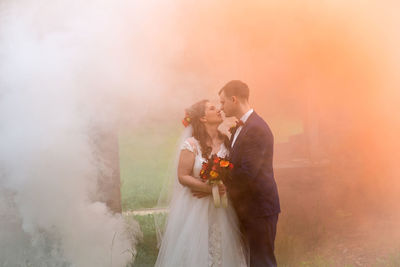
[184,100,228,159]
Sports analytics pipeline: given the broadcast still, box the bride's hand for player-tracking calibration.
[191,190,210,198]
[192,184,226,198]
[191,183,213,198]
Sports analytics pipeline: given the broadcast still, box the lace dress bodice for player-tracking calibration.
[181,137,229,179]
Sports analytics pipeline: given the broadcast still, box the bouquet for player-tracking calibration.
[200,155,233,208]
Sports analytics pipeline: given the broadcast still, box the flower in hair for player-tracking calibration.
[182,112,192,127]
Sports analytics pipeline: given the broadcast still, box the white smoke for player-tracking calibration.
[0,0,182,266]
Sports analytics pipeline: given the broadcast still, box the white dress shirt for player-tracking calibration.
[231,109,254,148]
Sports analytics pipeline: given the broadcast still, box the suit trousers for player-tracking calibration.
[240,214,279,267]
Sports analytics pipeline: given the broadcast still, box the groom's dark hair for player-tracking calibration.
[219,80,249,100]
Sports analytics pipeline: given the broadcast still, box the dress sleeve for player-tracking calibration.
[181,138,196,153]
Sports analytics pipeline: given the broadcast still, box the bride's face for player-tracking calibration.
[202,102,223,125]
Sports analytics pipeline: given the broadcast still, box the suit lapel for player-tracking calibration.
[230,112,257,157]
[229,128,236,145]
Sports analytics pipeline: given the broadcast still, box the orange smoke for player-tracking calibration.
[169,0,400,212]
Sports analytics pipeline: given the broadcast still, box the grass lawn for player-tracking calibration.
[119,123,181,211]
[126,214,160,267]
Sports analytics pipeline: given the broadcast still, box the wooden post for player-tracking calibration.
[91,125,122,214]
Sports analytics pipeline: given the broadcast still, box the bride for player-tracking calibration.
[154,99,248,267]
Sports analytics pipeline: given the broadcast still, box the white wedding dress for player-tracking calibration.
[154,137,248,267]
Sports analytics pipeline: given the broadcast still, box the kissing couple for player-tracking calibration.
[155,80,281,267]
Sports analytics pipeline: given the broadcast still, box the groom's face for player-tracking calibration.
[219,91,235,117]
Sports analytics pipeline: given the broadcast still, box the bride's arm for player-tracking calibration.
[177,150,212,193]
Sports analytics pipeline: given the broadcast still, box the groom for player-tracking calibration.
[219,80,281,267]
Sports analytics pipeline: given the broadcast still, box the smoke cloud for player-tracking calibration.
[1,0,399,265]
[0,0,183,266]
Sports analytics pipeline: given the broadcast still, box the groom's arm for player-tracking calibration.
[233,127,270,181]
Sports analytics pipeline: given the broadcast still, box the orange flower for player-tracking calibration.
[200,170,205,175]
[182,114,191,127]
[213,157,220,164]
[210,171,219,179]
[220,160,230,168]
[182,118,190,127]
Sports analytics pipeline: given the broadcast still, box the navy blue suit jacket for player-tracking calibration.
[225,111,280,221]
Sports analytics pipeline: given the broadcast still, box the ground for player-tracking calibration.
[119,126,400,267]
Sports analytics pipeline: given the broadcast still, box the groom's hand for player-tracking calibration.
[217,116,237,138]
